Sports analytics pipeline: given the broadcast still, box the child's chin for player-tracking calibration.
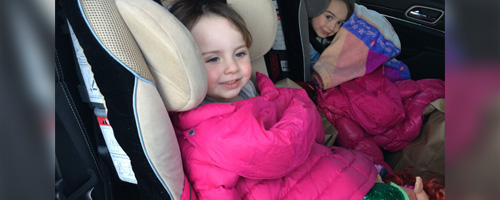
[216,93,241,102]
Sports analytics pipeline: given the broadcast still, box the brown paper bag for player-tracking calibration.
[320,111,338,146]
[384,98,445,183]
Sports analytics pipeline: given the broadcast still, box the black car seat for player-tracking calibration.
[268,0,329,82]
[57,0,276,199]
[56,1,127,199]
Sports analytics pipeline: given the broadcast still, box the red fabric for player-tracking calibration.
[317,69,444,166]
[173,73,377,199]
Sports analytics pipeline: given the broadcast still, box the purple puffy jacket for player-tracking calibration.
[173,73,377,200]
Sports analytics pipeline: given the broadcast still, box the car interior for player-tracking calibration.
[55,0,445,199]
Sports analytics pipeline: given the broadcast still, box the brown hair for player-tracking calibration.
[338,0,355,21]
[169,0,252,48]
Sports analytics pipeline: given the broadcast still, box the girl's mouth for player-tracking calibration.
[221,79,240,89]
[222,80,238,84]
[322,30,330,36]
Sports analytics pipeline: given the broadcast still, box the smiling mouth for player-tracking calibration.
[322,30,330,36]
[222,79,239,85]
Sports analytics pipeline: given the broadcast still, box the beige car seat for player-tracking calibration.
[62,0,276,199]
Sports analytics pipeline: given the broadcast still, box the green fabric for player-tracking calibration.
[390,182,410,200]
[363,182,410,200]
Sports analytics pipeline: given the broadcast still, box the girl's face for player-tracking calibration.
[311,0,349,38]
[191,15,252,103]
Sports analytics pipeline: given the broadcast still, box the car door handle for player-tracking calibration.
[405,5,444,24]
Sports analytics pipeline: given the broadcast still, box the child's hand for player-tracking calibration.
[414,177,429,200]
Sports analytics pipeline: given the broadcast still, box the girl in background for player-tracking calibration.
[309,0,355,67]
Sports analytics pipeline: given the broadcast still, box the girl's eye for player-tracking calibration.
[206,57,220,63]
[337,21,344,26]
[235,51,247,58]
[326,15,332,21]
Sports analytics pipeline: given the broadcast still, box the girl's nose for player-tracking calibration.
[327,22,340,34]
[326,22,338,33]
[224,58,240,74]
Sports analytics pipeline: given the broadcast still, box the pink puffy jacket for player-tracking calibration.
[317,68,445,167]
[173,73,377,200]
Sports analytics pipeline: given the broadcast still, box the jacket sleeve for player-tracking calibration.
[186,73,324,179]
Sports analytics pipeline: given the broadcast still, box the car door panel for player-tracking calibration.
[359,0,445,80]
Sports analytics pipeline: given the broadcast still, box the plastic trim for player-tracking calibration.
[404,5,444,25]
[382,14,445,34]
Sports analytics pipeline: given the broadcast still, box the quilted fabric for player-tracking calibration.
[317,68,445,167]
[173,73,377,199]
[313,4,410,90]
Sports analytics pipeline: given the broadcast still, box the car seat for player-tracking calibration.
[270,0,329,82]
[58,0,276,199]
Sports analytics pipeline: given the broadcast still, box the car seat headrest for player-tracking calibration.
[305,0,329,18]
[116,0,207,112]
[227,0,277,60]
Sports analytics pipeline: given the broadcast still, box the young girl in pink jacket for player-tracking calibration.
[169,0,424,199]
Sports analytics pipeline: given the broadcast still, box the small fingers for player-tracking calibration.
[414,176,423,193]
